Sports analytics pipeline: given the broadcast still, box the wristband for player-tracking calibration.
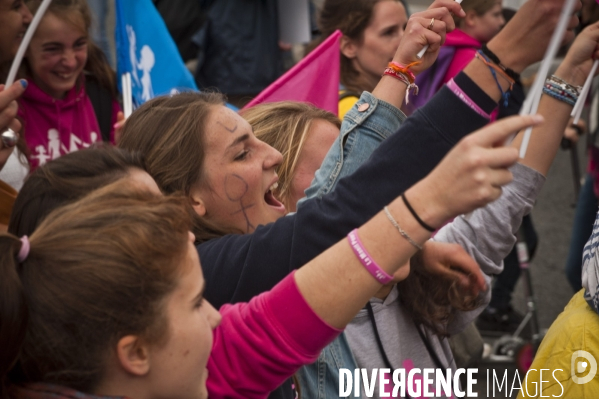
[347,229,394,284]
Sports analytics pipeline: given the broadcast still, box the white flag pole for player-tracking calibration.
[5,0,53,87]
[417,0,463,59]
[518,0,577,158]
[571,59,598,125]
[122,72,133,118]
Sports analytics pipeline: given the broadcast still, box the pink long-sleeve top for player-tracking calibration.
[208,271,341,398]
[18,76,120,171]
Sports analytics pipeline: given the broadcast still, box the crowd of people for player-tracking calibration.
[1,0,599,398]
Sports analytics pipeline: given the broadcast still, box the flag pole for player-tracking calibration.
[122,73,133,118]
[5,0,53,86]
[518,0,577,158]
[571,60,598,125]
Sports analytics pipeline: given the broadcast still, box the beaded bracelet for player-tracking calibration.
[544,82,577,104]
[546,75,581,99]
[542,85,576,106]
[347,229,394,284]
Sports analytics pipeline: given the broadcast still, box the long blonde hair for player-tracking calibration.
[241,102,341,211]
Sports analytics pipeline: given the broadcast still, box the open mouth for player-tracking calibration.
[264,182,285,212]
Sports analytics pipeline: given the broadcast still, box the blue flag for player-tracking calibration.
[115,0,198,107]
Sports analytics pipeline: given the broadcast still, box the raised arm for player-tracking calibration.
[209,115,541,398]
[436,22,599,332]
[199,0,579,309]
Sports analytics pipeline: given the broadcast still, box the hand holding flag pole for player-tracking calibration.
[1,0,52,146]
[571,59,598,125]
[517,0,578,158]
[417,0,463,59]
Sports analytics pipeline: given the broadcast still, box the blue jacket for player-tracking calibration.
[295,91,406,398]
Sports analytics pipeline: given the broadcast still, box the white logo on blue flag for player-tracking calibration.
[115,0,197,107]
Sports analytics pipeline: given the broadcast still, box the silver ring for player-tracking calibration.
[1,128,18,148]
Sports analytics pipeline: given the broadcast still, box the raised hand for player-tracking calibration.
[488,0,581,74]
[392,0,465,74]
[418,241,486,296]
[557,20,599,87]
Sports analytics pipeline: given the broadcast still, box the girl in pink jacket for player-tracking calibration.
[18,0,120,170]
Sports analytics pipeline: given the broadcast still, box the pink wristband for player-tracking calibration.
[447,78,492,119]
[347,229,393,284]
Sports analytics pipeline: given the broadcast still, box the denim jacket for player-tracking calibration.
[295,92,406,398]
[298,92,406,206]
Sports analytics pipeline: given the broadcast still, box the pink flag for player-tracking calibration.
[243,30,342,115]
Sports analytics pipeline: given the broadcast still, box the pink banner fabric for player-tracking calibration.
[243,30,342,116]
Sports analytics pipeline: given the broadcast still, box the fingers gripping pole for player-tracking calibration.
[416,0,463,59]
[519,0,577,158]
[571,59,599,125]
[5,0,53,87]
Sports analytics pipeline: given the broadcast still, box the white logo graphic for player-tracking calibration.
[571,350,597,384]
[31,129,98,167]
[127,25,155,102]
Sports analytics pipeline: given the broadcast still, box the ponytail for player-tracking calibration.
[0,234,29,399]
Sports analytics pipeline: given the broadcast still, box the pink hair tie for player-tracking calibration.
[18,236,30,262]
[347,229,393,284]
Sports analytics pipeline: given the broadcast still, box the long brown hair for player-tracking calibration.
[241,101,341,211]
[0,182,192,397]
[25,0,117,96]
[119,92,238,241]
[315,0,401,94]
[399,250,482,337]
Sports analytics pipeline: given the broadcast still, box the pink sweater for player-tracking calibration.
[208,272,341,398]
[441,29,481,86]
[18,77,119,170]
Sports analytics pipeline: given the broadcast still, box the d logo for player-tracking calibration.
[571,350,597,384]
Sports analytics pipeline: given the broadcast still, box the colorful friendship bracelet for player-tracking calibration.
[475,51,511,107]
[546,75,581,99]
[383,67,419,104]
[480,43,520,82]
[544,82,578,104]
[387,61,421,83]
[347,229,394,284]
[475,51,515,87]
[542,86,576,106]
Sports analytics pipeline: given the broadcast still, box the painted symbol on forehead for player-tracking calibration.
[224,174,255,233]
[217,120,238,133]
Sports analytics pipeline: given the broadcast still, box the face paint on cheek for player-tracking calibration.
[224,174,255,233]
